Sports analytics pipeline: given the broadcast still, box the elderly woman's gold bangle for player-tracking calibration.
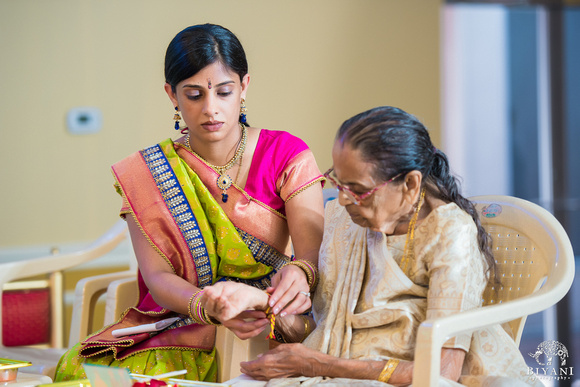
[378,359,399,383]
[299,315,311,342]
[283,260,319,291]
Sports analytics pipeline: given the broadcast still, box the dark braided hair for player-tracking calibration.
[336,106,497,282]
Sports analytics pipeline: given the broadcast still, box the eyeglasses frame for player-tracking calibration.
[323,167,403,205]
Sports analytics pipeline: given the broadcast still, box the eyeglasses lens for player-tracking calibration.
[325,170,360,205]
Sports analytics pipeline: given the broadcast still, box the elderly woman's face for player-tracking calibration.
[331,141,411,235]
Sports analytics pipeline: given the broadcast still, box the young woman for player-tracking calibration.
[55,24,324,382]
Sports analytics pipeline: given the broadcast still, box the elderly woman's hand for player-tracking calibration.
[267,265,312,316]
[202,282,267,321]
[240,343,327,380]
[201,282,270,339]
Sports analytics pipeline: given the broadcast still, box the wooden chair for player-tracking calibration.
[413,195,575,386]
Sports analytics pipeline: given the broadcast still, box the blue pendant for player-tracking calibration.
[222,193,228,203]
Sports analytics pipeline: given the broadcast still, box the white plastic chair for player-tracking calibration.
[323,187,339,207]
[413,195,575,386]
[67,268,137,345]
[0,219,133,378]
[82,274,269,382]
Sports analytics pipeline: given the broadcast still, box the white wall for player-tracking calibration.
[442,4,512,198]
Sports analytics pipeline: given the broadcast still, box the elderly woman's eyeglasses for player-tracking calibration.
[323,168,402,205]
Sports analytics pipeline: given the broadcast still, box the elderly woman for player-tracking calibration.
[206,106,541,386]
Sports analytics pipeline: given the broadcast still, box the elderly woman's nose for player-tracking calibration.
[338,190,355,206]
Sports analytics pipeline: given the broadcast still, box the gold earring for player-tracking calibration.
[173,106,181,130]
[240,99,247,124]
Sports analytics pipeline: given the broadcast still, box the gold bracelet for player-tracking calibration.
[377,359,399,383]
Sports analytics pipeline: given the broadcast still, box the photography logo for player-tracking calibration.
[528,340,574,381]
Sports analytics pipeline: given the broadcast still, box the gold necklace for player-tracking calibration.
[234,152,243,186]
[400,188,426,275]
[186,123,248,203]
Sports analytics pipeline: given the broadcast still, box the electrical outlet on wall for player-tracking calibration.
[67,107,102,134]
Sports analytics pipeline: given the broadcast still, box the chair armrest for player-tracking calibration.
[104,276,138,326]
[68,270,136,345]
[0,220,128,285]
[413,254,575,387]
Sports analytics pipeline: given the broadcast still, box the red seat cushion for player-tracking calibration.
[2,289,51,346]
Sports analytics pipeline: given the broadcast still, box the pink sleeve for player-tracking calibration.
[245,130,323,215]
[278,149,324,203]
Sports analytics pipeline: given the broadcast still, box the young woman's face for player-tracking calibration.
[165,61,250,143]
[331,141,414,235]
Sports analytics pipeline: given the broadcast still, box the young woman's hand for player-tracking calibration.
[267,265,312,316]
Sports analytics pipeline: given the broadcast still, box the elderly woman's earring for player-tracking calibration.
[173,106,181,130]
[239,99,248,124]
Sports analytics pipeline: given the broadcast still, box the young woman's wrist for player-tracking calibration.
[282,260,319,291]
[188,290,220,325]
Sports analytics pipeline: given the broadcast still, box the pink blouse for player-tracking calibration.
[244,129,322,216]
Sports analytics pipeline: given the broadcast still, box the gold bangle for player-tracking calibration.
[377,359,399,383]
[188,290,220,325]
[299,315,311,342]
[202,308,222,326]
[283,260,319,291]
[187,291,200,321]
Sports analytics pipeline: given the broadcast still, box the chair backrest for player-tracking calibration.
[471,195,566,345]
[0,219,130,349]
[323,187,339,207]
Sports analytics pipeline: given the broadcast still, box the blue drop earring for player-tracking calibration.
[239,99,247,125]
[173,106,181,130]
